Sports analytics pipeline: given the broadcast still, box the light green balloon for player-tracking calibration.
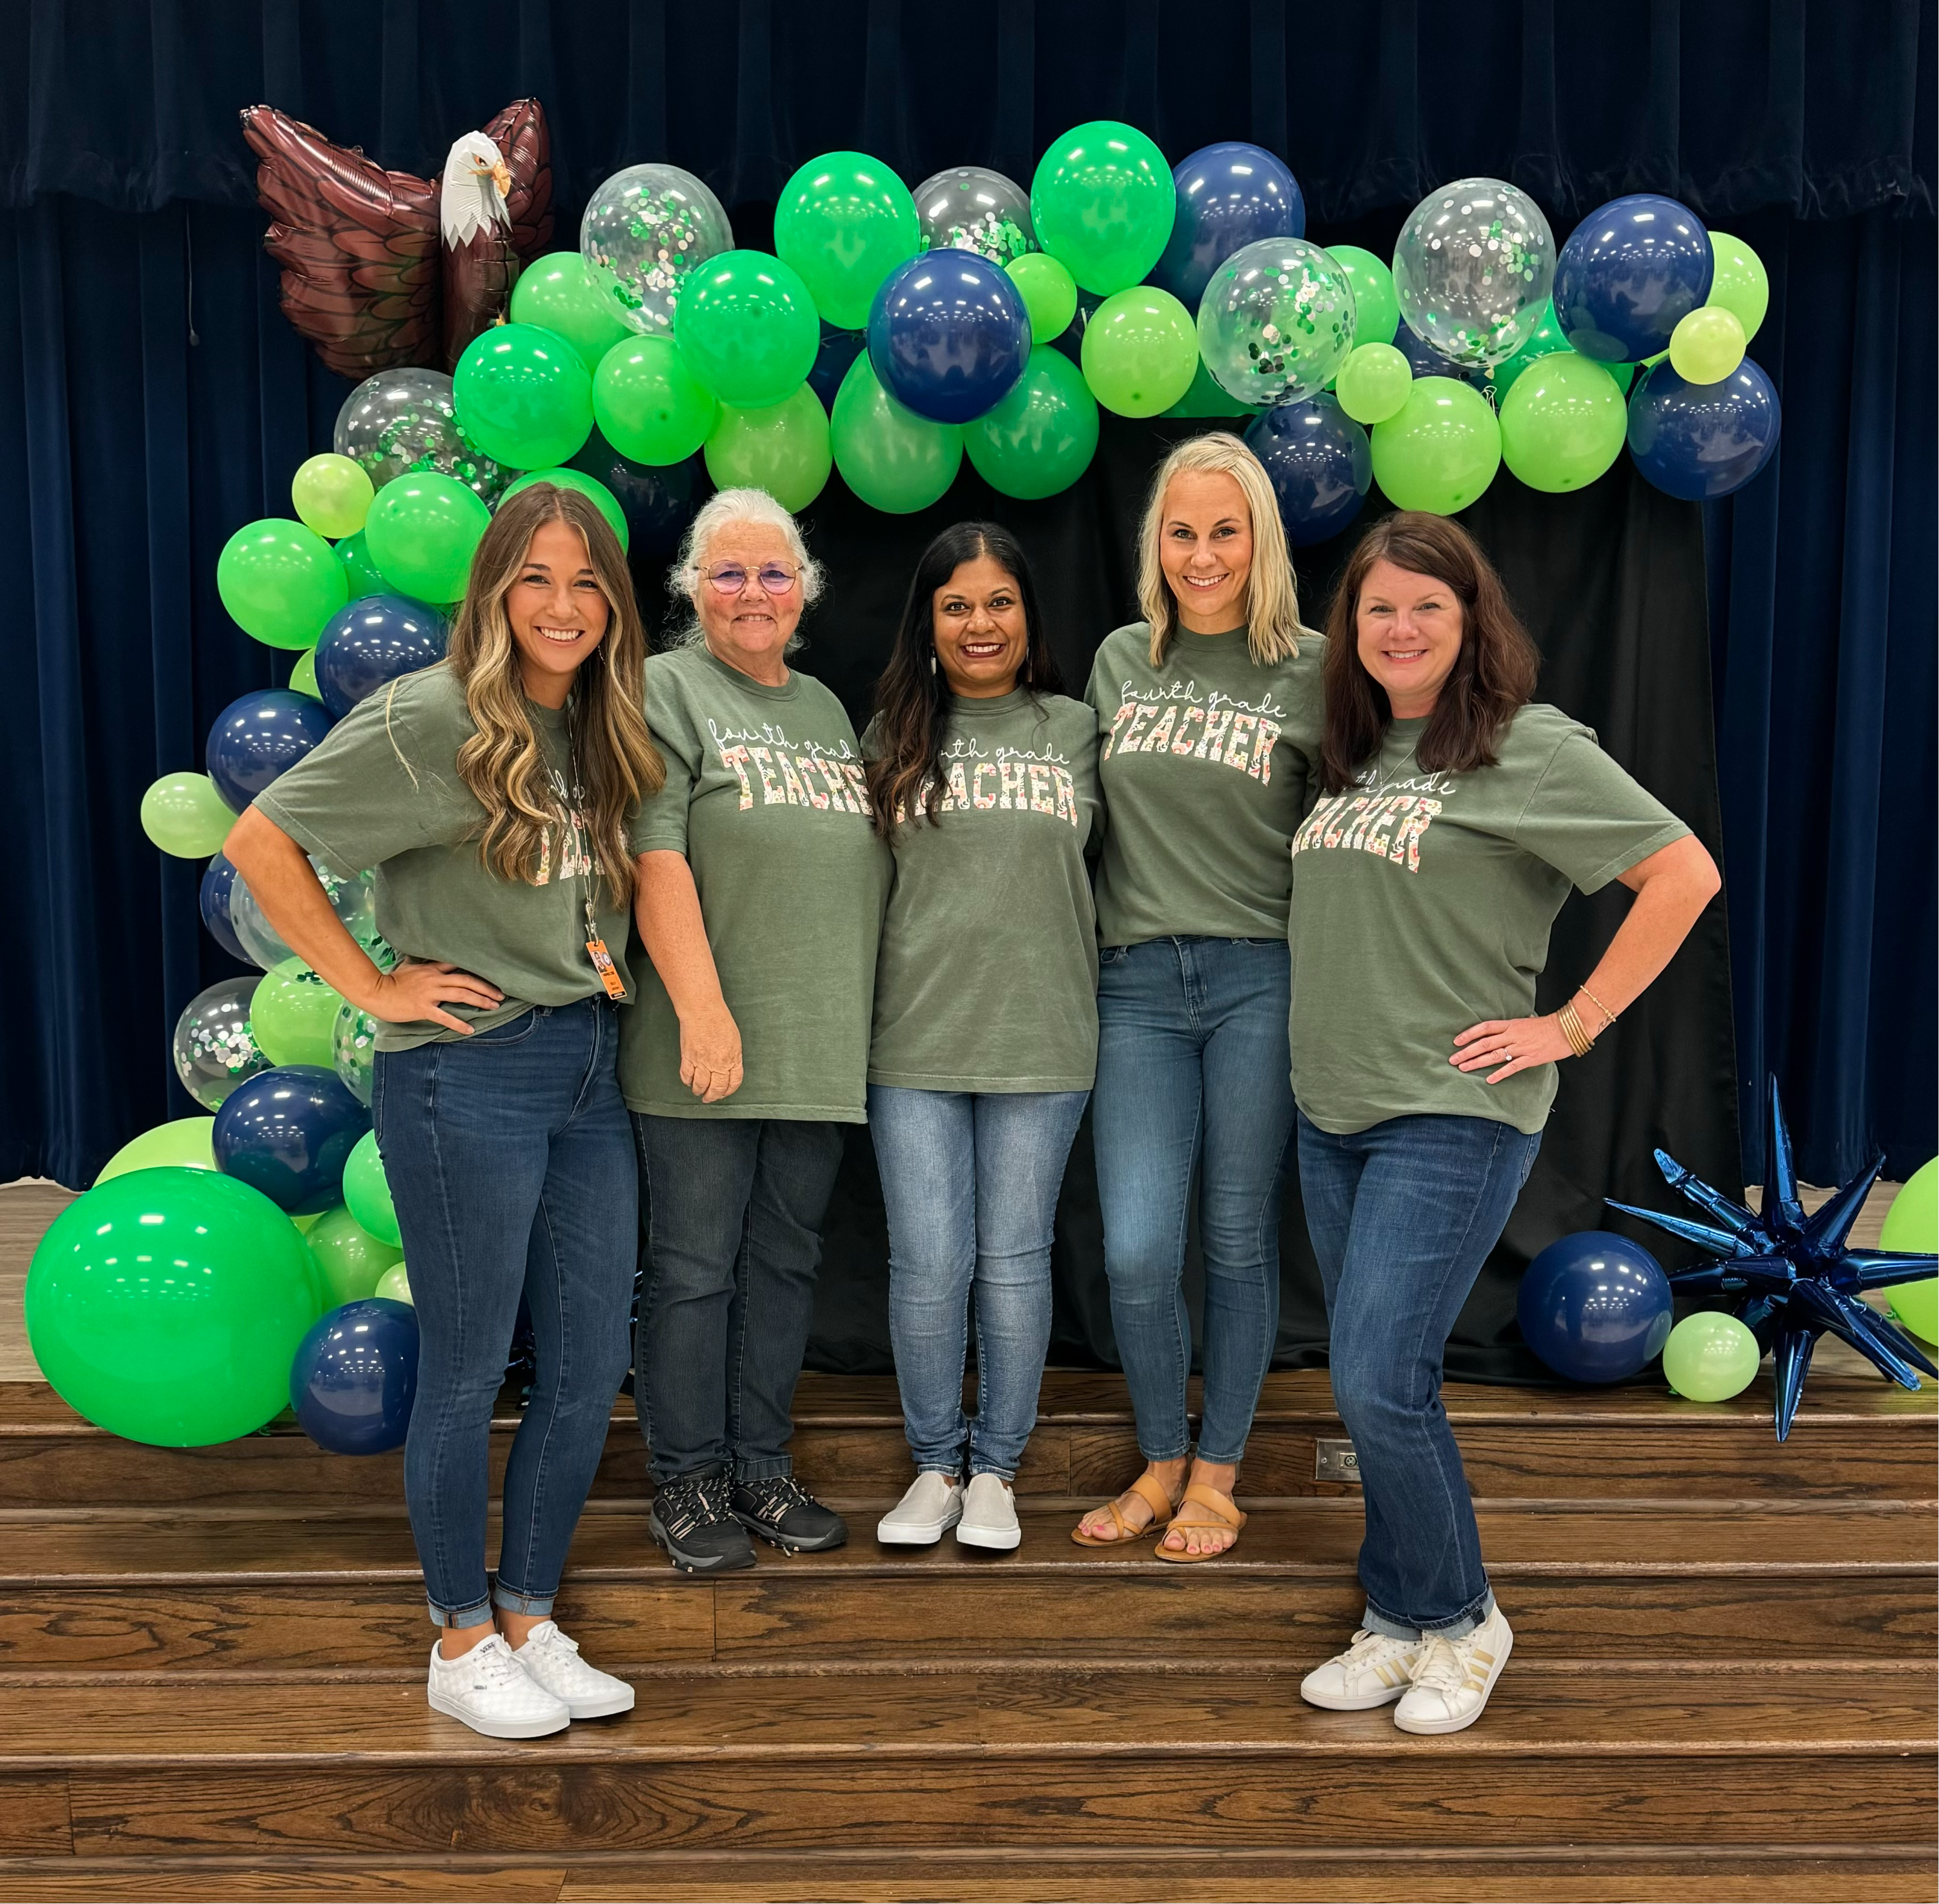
[250,958,345,1070]
[1005,252,1078,344]
[365,472,492,604]
[831,354,963,513]
[676,250,821,410]
[141,772,235,856]
[343,1130,402,1248]
[1326,244,1401,350]
[1498,353,1628,493]
[217,518,349,650]
[375,1262,413,1305]
[452,322,595,470]
[291,453,375,540]
[509,252,635,373]
[288,646,321,701]
[305,1203,405,1307]
[774,152,920,331]
[1163,357,1256,419]
[1491,298,1572,397]
[501,468,630,551]
[1882,1159,1939,1343]
[703,383,832,512]
[334,529,387,599]
[593,335,718,466]
[965,347,1100,500]
[1335,342,1413,425]
[1661,1312,1762,1402]
[1030,121,1174,296]
[1704,231,1770,345]
[1669,305,1747,385]
[1370,377,1502,514]
[1080,287,1197,417]
[96,1117,217,1183]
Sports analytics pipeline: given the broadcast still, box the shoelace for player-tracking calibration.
[746,1474,814,1518]
[1408,1634,1473,1696]
[525,1624,580,1661]
[659,1476,727,1537]
[1338,1628,1411,1668]
[463,1637,530,1690]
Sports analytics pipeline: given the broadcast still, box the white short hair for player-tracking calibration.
[670,487,825,607]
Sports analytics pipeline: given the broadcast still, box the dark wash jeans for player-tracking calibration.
[1296,1108,1542,1640]
[632,1114,844,1486]
[374,998,635,1628]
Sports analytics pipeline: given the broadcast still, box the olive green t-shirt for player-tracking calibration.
[1287,704,1692,1137]
[864,688,1104,1093]
[253,664,637,1053]
[1084,622,1325,945]
[621,643,892,1122]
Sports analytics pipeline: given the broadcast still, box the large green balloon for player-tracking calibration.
[830,354,963,514]
[1080,287,1198,417]
[1661,1312,1762,1402]
[1704,232,1770,345]
[703,383,832,511]
[1370,377,1502,515]
[26,1167,323,1447]
[140,772,233,857]
[342,1130,402,1247]
[676,251,821,410]
[964,347,1100,500]
[250,958,347,1070]
[501,468,630,551]
[1335,342,1413,426]
[1498,353,1628,493]
[334,529,386,598]
[509,252,635,373]
[1005,252,1078,344]
[1882,1159,1939,1343]
[774,152,921,331]
[305,1202,405,1307]
[452,322,595,470]
[364,472,492,604]
[1163,357,1256,420]
[96,1117,217,1182]
[1327,244,1401,349]
[593,335,719,466]
[1030,122,1174,295]
[216,519,349,650]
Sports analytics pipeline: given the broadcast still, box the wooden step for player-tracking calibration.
[0,1498,1928,1673]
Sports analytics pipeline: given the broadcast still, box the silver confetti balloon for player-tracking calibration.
[1393,178,1555,369]
[172,976,270,1110]
[1197,237,1357,408]
[332,997,379,1106]
[580,163,734,336]
[230,861,378,973]
[912,166,1037,267]
[333,368,508,503]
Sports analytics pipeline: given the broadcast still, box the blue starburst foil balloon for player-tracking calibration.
[1608,1078,1939,1440]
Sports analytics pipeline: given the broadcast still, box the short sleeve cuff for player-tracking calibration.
[251,792,364,878]
[1574,820,1692,895]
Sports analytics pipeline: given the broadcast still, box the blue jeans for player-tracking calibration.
[1092,937,1294,1466]
[373,999,635,1628]
[1296,1109,1542,1640]
[632,1115,844,1486]
[869,1085,1090,1480]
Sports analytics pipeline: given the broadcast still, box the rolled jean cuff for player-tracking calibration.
[735,1454,794,1483]
[967,1458,1017,1481]
[1193,1436,1249,1466]
[491,1581,559,1618]
[427,1594,495,1630]
[916,1459,965,1479]
[1136,1436,1193,1464]
[1362,1584,1495,1645]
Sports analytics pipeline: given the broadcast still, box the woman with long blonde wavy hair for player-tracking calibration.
[227,483,662,1740]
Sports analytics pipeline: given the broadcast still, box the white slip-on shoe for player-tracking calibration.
[1299,1628,1425,1711]
[876,1471,963,1545]
[510,1620,636,1719]
[1393,1607,1514,1735]
[956,1472,1021,1551]
[426,1632,570,1739]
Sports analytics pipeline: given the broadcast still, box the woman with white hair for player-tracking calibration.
[623,487,892,1574]
[1072,432,1324,1562]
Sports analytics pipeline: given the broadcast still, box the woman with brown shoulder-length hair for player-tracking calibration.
[1291,511,1719,1736]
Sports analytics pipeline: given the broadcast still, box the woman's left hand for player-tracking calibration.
[1451,1013,1572,1083]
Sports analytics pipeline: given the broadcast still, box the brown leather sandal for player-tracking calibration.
[1070,1471,1181,1548]
[1153,1480,1247,1561]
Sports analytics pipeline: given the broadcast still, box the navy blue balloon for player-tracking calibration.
[1152,142,1306,311]
[212,1064,370,1214]
[1245,396,1372,547]
[1553,194,1714,365]
[1627,357,1781,501]
[198,853,249,963]
[1394,322,1490,390]
[1518,1230,1673,1383]
[290,1299,419,1455]
[807,321,868,412]
[867,249,1032,425]
[313,595,447,719]
[205,689,334,812]
[569,428,703,561]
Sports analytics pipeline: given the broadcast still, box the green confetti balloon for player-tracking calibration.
[1005,252,1079,344]
[964,347,1100,500]
[1369,375,1502,514]
[216,518,349,650]
[1661,1312,1761,1402]
[1498,352,1628,493]
[343,1130,402,1248]
[593,335,719,466]
[1197,238,1357,408]
[509,252,635,373]
[774,152,921,331]
[452,322,595,470]
[1326,244,1401,349]
[305,1203,405,1307]
[1030,122,1174,296]
[676,251,821,410]
[140,772,233,857]
[364,472,492,604]
[1080,287,1198,418]
[703,383,832,513]
[501,468,631,551]
[831,354,963,514]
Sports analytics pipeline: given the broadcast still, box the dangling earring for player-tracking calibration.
[930,651,937,675]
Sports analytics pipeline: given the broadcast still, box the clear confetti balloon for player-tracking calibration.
[334,368,507,505]
[332,997,379,1106]
[581,163,734,337]
[1196,237,1357,408]
[230,860,378,973]
[1393,177,1554,370]
[912,167,1037,267]
[172,976,270,1111]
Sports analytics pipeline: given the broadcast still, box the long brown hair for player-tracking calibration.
[1318,513,1539,795]
[442,484,663,905]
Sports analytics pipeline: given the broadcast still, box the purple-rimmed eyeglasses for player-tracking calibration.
[704,562,801,596]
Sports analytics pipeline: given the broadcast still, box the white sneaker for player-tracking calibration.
[956,1472,1021,1551]
[1393,1607,1514,1735]
[1299,1628,1424,1711]
[510,1620,636,1719]
[877,1471,964,1545]
[426,1632,570,1739]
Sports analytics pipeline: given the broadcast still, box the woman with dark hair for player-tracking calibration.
[1291,511,1719,1735]
[863,522,1102,1551]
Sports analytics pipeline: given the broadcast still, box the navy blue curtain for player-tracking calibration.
[1,0,1932,1185]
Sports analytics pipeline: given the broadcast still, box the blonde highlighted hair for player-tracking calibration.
[1135,432,1308,669]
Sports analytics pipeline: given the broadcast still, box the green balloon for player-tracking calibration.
[291,453,374,540]
[97,1117,217,1183]
[26,1167,323,1447]
[305,1202,405,1307]
[1498,353,1628,493]
[509,252,634,373]
[250,958,346,1070]
[1080,287,1198,417]
[452,322,594,470]
[1163,357,1256,419]
[703,383,832,512]
[343,1130,402,1247]
[774,151,920,330]
[1661,1311,1762,1402]
[288,646,321,701]
[1370,376,1502,515]
[374,1262,413,1305]
[1030,122,1174,295]
[830,354,963,514]
[1006,252,1078,344]
[593,335,719,466]
[334,529,387,598]
[1704,231,1770,345]
[216,518,349,650]
[1882,1159,1939,1343]
[965,347,1100,500]
[1491,298,1572,398]
[677,251,821,410]
[141,772,234,856]
[1669,305,1747,385]
[364,472,492,604]
[1327,244,1401,350]
[1336,343,1414,425]
[502,468,630,551]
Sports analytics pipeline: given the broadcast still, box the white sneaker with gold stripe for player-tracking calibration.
[1392,1607,1514,1734]
[1298,1628,1424,1711]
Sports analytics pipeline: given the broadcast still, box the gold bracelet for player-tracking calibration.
[1557,1003,1595,1059]
[1575,983,1617,1032]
